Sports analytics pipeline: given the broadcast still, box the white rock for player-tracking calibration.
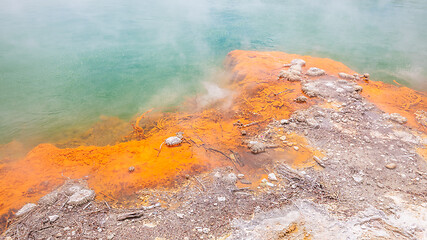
[202,228,210,234]
[237,174,245,179]
[353,175,363,183]
[306,118,319,128]
[293,146,299,151]
[217,197,226,202]
[68,189,95,205]
[165,136,182,147]
[225,173,238,184]
[15,203,37,217]
[268,173,277,181]
[266,182,276,187]
[280,119,289,125]
[389,113,407,124]
[338,72,354,80]
[291,59,306,66]
[48,215,59,222]
[306,67,325,76]
[279,136,287,141]
[176,213,184,219]
[213,172,221,178]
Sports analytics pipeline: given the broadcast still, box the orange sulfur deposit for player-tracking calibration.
[0,50,426,229]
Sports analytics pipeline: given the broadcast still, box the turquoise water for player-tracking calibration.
[1,0,426,145]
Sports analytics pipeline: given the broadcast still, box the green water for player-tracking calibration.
[1,0,426,145]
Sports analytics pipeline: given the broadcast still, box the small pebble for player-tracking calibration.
[385,163,397,169]
[280,119,289,125]
[268,173,277,181]
[217,197,226,202]
[293,146,299,151]
[48,215,59,223]
[353,175,363,183]
[128,166,135,172]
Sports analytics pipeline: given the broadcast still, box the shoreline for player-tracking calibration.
[1,50,426,238]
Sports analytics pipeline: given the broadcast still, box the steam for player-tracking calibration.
[198,82,233,109]
[0,0,426,147]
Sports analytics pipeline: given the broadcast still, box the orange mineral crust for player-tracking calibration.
[359,80,427,132]
[1,50,426,222]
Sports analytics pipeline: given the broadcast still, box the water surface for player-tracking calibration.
[1,0,426,145]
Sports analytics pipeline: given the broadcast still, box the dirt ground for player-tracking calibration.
[1,54,427,240]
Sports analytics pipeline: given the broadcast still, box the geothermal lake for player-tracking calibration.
[0,0,426,146]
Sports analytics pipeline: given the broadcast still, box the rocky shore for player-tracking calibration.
[1,51,426,239]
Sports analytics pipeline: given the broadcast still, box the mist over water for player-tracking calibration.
[0,0,426,145]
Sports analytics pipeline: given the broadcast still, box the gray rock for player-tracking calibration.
[247,141,266,154]
[306,118,319,128]
[278,69,302,82]
[306,67,325,76]
[338,72,354,80]
[389,113,407,124]
[38,192,59,205]
[353,85,363,92]
[15,203,37,217]
[68,189,95,205]
[64,185,84,196]
[128,166,135,172]
[294,96,308,103]
[415,110,427,127]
